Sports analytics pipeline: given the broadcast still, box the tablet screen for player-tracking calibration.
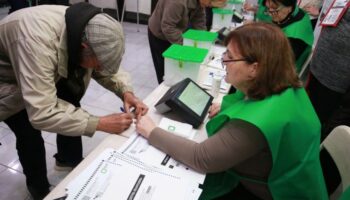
[177,82,211,116]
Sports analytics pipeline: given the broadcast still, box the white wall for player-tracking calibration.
[70,0,151,15]
[125,0,151,15]
[89,0,116,9]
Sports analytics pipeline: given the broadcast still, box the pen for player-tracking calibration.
[120,107,135,113]
[120,106,126,113]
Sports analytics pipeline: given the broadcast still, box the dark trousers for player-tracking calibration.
[8,0,31,13]
[8,0,68,14]
[306,73,350,140]
[148,28,171,84]
[306,73,347,194]
[3,85,83,194]
[4,110,82,190]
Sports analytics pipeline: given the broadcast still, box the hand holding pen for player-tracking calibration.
[95,92,148,134]
[122,92,149,119]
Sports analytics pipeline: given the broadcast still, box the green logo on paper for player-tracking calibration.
[168,125,176,132]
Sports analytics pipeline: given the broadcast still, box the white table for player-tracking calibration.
[44,42,230,199]
[44,81,225,199]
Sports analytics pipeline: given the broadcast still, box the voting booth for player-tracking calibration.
[162,44,208,86]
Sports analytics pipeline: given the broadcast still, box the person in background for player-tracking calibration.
[148,0,222,84]
[263,0,314,72]
[307,9,350,142]
[306,7,349,197]
[299,0,323,29]
[8,0,34,13]
[205,0,227,30]
[0,3,148,199]
[136,22,327,200]
[8,0,69,14]
[243,0,313,72]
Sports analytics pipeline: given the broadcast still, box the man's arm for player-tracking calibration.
[190,7,207,30]
[161,1,186,44]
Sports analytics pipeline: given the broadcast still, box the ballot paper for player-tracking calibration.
[118,118,205,184]
[65,149,202,200]
[65,118,205,200]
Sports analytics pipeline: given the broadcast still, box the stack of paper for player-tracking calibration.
[65,149,203,200]
[65,118,205,200]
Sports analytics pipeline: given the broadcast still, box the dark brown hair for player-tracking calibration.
[224,22,302,99]
[262,0,296,7]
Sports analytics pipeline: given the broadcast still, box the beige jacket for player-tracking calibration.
[148,0,206,44]
[0,5,133,137]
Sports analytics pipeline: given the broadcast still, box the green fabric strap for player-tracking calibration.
[282,8,314,72]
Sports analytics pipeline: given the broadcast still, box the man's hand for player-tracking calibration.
[97,113,133,134]
[135,115,156,139]
[123,92,148,118]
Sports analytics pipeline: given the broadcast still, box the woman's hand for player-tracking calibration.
[135,115,156,139]
[123,92,149,118]
[208,103,221,118]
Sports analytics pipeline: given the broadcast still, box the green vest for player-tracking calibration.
[256,4,314,72]
[199,88,328,200]
[256,0,272,22]
[282,8,314,72]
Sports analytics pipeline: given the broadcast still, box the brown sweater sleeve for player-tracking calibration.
[148,119,268,174]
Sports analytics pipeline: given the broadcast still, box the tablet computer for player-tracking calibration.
[155,78,213,128]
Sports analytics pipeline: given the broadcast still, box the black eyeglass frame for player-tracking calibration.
[263,4,285,15]
[221,58,249,68]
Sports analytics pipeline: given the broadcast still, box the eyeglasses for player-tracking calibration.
[221,57,248,68]
[264,4,285,15]
[221,51,248,68]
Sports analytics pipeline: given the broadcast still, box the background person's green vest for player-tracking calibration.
[282,7,314,72]
[256,0,272,22]
[199,88,328,199]
[255,3,314,72]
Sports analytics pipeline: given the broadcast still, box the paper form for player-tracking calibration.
[65,149,203,200]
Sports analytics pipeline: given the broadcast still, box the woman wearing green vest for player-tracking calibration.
[262,0,314,72]
[244,0,313,72]
[136,22,327,199]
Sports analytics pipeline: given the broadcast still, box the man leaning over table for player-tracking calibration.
[0,2,148,199]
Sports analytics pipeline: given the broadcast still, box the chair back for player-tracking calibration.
[321,125,350,192]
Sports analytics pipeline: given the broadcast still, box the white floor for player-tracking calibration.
[0,7,158,199]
